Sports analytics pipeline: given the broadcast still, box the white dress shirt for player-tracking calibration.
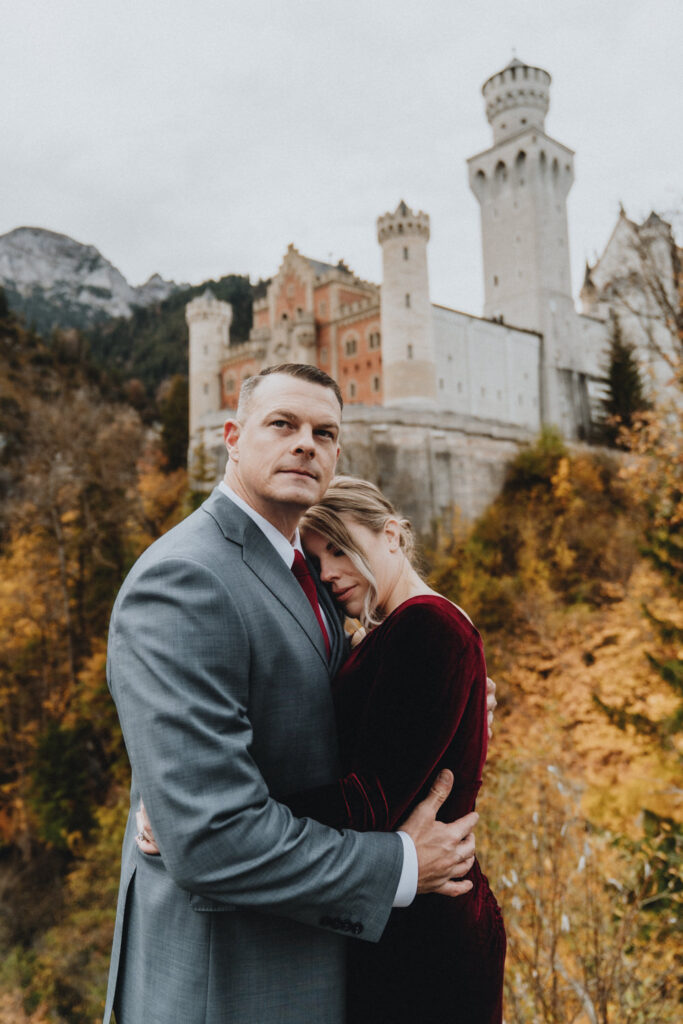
[217,483,417,907]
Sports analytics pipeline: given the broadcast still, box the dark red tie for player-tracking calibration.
[291,550,330,657]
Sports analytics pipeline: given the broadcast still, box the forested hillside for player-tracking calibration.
[0,292,680,1021]
[84,274,258,398]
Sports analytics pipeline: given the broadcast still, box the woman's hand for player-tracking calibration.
[135,801,161,855]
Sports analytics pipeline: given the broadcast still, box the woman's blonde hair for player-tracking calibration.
[300,475,417,628]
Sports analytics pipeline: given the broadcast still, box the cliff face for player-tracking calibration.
[0,227,179,334]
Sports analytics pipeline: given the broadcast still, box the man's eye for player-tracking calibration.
[316,430,335,440]
[272,420,290,428]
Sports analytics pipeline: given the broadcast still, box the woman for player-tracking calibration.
[287,475,505,1024]
[137,475,505,1021]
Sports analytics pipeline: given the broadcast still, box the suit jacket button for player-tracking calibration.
[352,922,363,935]
[331,917,342,930]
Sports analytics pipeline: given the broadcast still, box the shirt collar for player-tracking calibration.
[218,481,302,568]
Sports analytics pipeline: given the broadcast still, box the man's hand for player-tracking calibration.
[401,769,477,897]
[487,676,497,739]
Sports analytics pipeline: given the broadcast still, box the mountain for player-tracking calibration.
[0,227,182,335]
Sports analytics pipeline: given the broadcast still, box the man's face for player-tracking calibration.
[224,374,341,528]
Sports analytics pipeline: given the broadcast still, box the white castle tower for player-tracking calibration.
[377,201,437,406]
[186,289,232,441]
[467,59,577,428]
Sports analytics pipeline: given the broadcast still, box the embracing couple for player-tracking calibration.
[104,363,505,1024]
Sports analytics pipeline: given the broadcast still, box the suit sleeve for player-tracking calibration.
[107,554,403,941]
[284,604,487,830]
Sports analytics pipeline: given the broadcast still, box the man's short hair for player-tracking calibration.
[236,364,344,421]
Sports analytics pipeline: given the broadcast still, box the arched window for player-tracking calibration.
[405,293,411,308]
[348,380,357,399]
[345,337,358,356]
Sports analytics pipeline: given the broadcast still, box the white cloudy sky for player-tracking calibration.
[2,0,681,312]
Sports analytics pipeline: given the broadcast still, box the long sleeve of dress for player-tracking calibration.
[284,599,488,832]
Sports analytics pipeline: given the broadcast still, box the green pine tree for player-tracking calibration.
[602,314,649,446]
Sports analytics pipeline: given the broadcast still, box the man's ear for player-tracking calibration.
[224,419,241,461]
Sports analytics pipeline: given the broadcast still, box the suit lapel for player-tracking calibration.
[202,490,331,669]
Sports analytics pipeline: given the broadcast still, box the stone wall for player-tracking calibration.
[338,404,535,533]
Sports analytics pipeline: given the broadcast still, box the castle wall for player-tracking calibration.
[338,405,536,531]
[337,311,382,404]
[433,304,541,431]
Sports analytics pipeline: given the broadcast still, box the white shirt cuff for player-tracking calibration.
[392,831,418,907]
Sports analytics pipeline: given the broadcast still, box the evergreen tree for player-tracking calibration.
[602,314,649,446]
[158,374,189,471]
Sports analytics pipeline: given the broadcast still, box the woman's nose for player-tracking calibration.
[319,559,337,582]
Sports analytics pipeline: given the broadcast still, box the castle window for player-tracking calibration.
[493,276,499,286]
[457,381,463,393]
[398,224,404,234]
[481,386,486,397]
[403,246,409,260]
[345,337,357,356]
[372,375,380,392]
[405,293,411,308]
[203,344,208,355]
[203,383,209,395]
[407,344,413,359]
[439,378,444,390]
[369,331,381,349]
[225,377,235,392]
[348,380,357,399]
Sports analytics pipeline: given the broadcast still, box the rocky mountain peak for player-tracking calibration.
[0,226,180,334]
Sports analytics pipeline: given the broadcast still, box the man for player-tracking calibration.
[104,364,480,1024]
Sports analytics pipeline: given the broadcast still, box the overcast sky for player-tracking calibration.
[2,0,681,312]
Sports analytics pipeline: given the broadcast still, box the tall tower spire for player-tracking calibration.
[377,200,436,406]
[467,59,576,427]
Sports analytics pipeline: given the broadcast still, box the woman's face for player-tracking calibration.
[303,515,397,617]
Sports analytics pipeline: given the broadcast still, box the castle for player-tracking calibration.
[186,58,678,529]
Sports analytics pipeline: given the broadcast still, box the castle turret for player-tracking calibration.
[482,58,551,144]
[186,289,232,441]
[467,59,577,429]
[377,201,436,406]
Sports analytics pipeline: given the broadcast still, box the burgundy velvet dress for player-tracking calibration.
[287,595,506,1023]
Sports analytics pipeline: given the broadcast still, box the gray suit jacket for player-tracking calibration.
[104,490,403,1023]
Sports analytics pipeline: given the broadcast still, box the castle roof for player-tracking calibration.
[305,256,353,278]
